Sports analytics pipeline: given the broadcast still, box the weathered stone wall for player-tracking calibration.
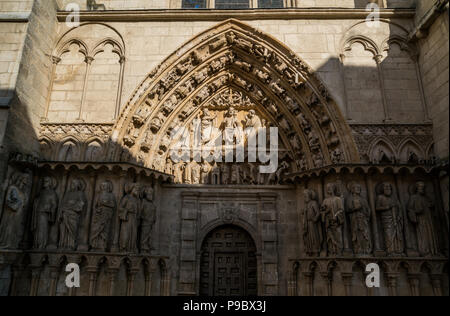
[416,9,449,159]
[49,18,428,126]
[3,0,59,156]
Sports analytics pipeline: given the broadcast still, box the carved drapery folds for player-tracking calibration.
[112,19,359,183]
[296,166,448,260]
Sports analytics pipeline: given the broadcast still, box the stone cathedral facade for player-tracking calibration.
[0,0,448,296]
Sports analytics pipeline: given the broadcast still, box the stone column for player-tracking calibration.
[339,54,351,121]
[126,270,139,296]
[9,264,25,296]
[431,274,443,296]
[43,56,61,121]
[373,54,391,122]
[411,52,431,122]
[107,269,118,296]
[87,267,98,296]
[386,273,399,296]
[48,266,60,296]
[302,271,314,296]
[29,267,42,296]
[341,272,353,296]
[320,272,333,296]
[407,273,421,296]
[78,56,95,122]
[114,56,126,120]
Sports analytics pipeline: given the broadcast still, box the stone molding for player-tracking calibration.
[56,8,416,23]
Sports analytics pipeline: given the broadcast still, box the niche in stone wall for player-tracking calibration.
[342,40,385,123]
[381,39,424,122]
[46,24,125,123]
[341,21,426,123]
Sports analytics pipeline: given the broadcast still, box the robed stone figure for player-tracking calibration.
[140,187,157,253]
[0,172,30,249]
[303,189,323,257]
[347,183,372,255]
[376,183,404,256]
[321,183,344,256]
[408,181,438,257]
[58,178,88,250]
[32,176,58,249]
[118,184,140,253]
[90,180,116,252]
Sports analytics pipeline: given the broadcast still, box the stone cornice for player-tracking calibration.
[408,0,449,42]
[56,8,416,22]
[0,12,30,22]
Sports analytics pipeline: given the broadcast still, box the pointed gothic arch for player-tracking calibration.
[112,19,359,179]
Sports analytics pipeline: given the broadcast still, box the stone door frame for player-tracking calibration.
[177,190,279,296]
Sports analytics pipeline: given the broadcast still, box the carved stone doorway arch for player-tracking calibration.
[111,19,360,184]
[200,225,257,296]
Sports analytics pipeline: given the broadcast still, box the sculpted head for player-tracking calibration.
[383,183,392,197]
[304,189,316,203]
[131,185,141,198]
[100,180,113,193]
[416,181,425,195]
[70,178,84,192]
[351,183,362,195]
[326,183,337,196]
[43,176,52,189]
[145,187,154,201]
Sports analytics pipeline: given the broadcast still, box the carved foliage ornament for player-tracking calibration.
[112,20,359,178]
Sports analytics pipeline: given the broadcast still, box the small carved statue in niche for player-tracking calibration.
[173,161,185,184]
[140,186,157,253]
[118,184,141,253]
[165,158,173,175]
[347,183,372,255]
[376,183,404,256]
[90,180,116,252]
[220,163,230,185]
[231,164,241,185]
[408,181,438,257]
[201,161,212,184]
[0,172,30,249]
[303,189,323,257]
[320,183,344,256]
[58,178,87,250]
[211,162,221,185]
[191,161,201,184]
[32,176,58,249]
